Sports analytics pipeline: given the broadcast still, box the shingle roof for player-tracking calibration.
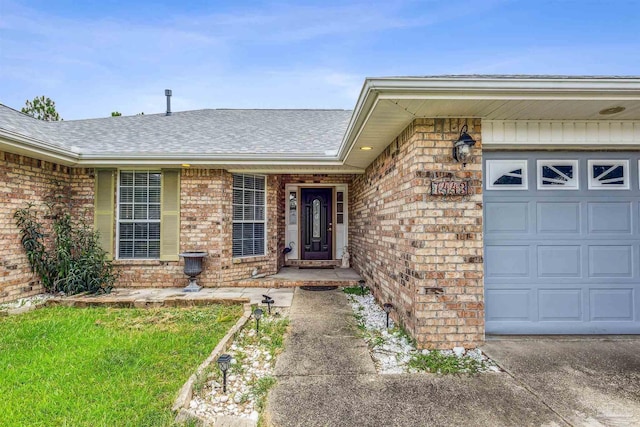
[0,105,352,156]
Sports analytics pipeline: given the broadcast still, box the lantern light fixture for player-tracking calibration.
[452,124,476,166]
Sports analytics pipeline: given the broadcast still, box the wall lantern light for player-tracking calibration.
[253,308,263,334]
[383,303,394,328]
[452,124,476,166]
[217,354,232,393]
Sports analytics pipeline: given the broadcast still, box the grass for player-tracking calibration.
[235,314,290,359]
[342,286,369,296]
[408,351,488,374]
[0,304,242,427]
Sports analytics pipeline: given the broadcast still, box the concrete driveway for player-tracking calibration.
[266,288,640,426]
[482,337,640,427]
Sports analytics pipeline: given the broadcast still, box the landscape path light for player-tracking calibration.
[262,295,274,314]
[358,279,366,296]
[383,303,394,329]
[254,308,263,334]
[217,354,232,393]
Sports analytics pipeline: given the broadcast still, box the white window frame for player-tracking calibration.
[588,160,629,190]
[232,173,267,258]
[537,160,579,190]
[486,160,528,190]
[116,170,162,260]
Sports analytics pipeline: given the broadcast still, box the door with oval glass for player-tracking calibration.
[301,188,332,260]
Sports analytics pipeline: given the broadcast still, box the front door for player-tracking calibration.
[301,188,332,260]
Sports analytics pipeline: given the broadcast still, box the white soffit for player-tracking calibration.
[341,77,640,168]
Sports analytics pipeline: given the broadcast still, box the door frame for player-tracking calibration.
[284,183,348,261]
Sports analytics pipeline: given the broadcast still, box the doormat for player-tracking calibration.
[300,286,338,291]
[298,266,335,270]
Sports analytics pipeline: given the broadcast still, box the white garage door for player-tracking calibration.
[484,152,640,334]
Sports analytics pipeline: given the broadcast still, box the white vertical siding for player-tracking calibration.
[483,120,640,147]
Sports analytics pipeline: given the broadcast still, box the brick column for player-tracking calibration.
[351,118,484,349]
[412,118,483,349]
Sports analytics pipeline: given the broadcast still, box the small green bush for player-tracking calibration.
[14,201,116,295]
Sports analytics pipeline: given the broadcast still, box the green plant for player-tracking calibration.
[408,351,487,374]
[251,376,277,411]
[14,200,117,295]
[342,286,369,295]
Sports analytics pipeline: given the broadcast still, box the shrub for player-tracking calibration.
[14,202,116,295]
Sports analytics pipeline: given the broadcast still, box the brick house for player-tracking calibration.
[2,75,640,348]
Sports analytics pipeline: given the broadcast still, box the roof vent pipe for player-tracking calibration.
[165,89,172,116]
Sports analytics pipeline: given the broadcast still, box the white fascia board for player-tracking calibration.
[365,76,640,93]
[337,76,640,164]
[0,130,79,165]
[336,79,381,159]
[76,154,343,164]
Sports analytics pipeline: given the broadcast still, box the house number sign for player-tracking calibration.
[430,179,469,196]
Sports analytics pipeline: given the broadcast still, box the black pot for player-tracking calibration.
[179,252,208,292]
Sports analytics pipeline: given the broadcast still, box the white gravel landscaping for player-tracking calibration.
[346,291,500,374]
[187,310,289,424]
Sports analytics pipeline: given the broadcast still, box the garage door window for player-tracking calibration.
[588,160,629,190]
[537,160,579,190]
[486,160,528,190]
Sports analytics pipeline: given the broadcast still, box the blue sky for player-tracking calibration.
[1,0,639,119]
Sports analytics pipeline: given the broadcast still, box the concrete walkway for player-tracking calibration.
[265,288,567,427]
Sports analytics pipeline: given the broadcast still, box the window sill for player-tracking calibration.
[232,255,270,264]
[112,259,165,267]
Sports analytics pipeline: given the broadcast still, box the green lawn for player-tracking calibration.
[0,304,242,427]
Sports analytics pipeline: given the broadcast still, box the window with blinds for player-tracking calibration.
[232,174,266,257]
[118,171,161,258]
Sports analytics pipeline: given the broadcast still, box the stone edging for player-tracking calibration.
[0,300,48,316]
[172,302,253,413]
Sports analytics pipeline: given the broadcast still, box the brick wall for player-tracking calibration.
[115,170,283,287]
[0,151,74,302]
[2,154,361,296]
[350,119,484,349]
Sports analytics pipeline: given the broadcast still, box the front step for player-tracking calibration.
[285,259,341,268]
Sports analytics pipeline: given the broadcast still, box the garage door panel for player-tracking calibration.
[589,289,634,321]
[485,245,530,277]
[485,202,529,233]
[485,289,531,321]
[537,245,581,277]
[537,202,581,234]
[538,289,582,321]
[588,202,632,234]
[485,152,640,334]
[588,245,633,278]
